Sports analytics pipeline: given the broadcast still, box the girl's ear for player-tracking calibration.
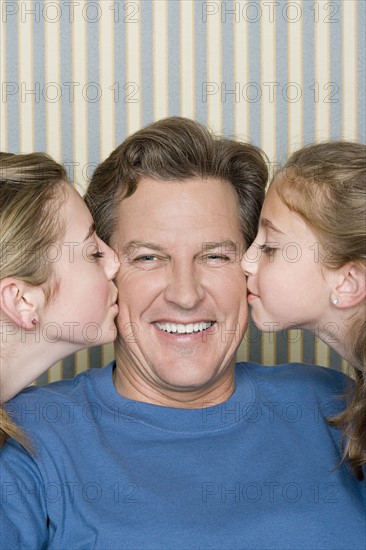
[0,278,45,329]
[332,263,366,309]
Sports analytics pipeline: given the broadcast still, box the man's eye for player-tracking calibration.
[203,254,232,263]
[134,255,158,262]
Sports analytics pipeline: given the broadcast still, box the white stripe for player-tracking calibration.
[72,0,88,192]
[234,1,249,141]
[314,0,330,140]
[342,0,357,140]
[206,1,222,133]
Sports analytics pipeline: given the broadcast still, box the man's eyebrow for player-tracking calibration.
[84,223,96,242]
[260,218,285,234]
[122,240,167,253]
[201,240,240,252]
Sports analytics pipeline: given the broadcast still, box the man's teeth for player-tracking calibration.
[156,321,214,334]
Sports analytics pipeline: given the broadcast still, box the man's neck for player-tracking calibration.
[113,354,236,409]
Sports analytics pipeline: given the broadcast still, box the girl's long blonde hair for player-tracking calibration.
[275,142,366,479]
[0,152,67,448]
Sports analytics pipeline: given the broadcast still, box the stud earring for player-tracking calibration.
[31,318,37,325]
[331,297,338,305]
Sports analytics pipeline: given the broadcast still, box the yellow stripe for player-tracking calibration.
[72,0,88,191]
[75,349,89,375]
[126,0,141,135]
[153,0,168,120]
[180,0,195,118]
[45,0,62,161]
[102,342,116,366]
[315,335,330,368]
[206,0,222,133]
[261,332,276,366]
[342,0,357,140]
[234,1,249,140]
[48,361,63,383]
[314,0,330,141]
[99,0,115,162]
[0,12,7,150]
[18,0,34,152]
[288,330,303,363]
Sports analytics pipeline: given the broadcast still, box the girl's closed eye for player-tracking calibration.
[259,243,278,255]
[91,250,105,260]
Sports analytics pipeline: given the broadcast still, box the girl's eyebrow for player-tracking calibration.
[84,223,96,241]
[260,218,285,234]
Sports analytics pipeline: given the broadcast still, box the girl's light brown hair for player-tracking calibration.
[0,151,67,449]
[274,141,366,479]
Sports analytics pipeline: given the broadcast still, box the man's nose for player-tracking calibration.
[241,243,259,276]
[163,262,204,310]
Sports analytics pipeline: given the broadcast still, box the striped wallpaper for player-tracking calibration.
[0,0,364,383]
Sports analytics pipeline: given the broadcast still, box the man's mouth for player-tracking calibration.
[155,321,215,334]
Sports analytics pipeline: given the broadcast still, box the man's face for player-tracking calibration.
[112,177,248,401]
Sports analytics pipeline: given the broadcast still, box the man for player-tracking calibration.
[1,118,365,549]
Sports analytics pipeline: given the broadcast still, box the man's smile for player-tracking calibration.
[154,321,215,334]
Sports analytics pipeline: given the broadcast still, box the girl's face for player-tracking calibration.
[241,181,333,332]
[42,185,120,349]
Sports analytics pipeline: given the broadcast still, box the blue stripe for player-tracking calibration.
[5,0,19,151]
[330,0,342,140]
[248,318,261,365]
[33,0,46,152]
[113,0,126,146]
[303,331,316,365]
[357,0,366,141]
[247,7,261,147]
[62,355,77,380]
[276,331,290,365]
[59,8,75,375]
[168,0,180,116]
[195,0,207,124]
[302,1,315,144]
[86,1,100,166]
[140,0,154,126]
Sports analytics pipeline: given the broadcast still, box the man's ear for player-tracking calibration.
[0,278,45,329]
[333,263,366,309]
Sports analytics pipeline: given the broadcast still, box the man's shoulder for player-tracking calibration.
[6,363,115,414]
[235,361,352,402]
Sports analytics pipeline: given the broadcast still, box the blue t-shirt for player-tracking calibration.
[1,362,365,549]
